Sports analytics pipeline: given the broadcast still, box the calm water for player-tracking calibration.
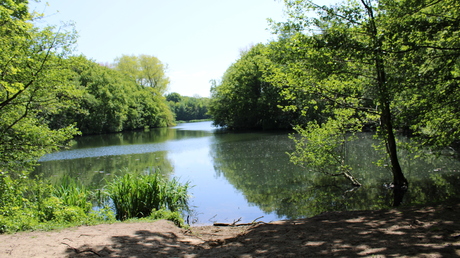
[34,121,460,225]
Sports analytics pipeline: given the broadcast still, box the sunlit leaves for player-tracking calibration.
[380,0,460,149]
[113,54,170,94]
[50,56,175,134]
[0,2,80,173]
[270,0,460,187]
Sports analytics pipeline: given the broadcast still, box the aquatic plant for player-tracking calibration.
[105,170,190,221]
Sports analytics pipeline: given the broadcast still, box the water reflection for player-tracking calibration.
[34,151,173,188]
[34,123,215,188]
[33,122,460,224]
[210,132,460,219]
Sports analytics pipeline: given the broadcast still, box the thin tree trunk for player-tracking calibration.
[362,0,409,193]
[382,102,409,188]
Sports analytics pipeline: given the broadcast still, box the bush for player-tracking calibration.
[0,169,190,233]
[0,173,109,233]
[52,176,92,213]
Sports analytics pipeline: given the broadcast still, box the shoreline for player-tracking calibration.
[1,200,459,257]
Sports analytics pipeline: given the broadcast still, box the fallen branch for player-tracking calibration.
[61,242,101,257]
[213,216,266,227]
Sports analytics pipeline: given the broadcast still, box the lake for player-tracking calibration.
[34,121,460,225]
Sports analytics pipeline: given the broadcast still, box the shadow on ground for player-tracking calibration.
[66,202,460,257]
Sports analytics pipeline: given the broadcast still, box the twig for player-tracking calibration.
[251,216,264,224]
[61,242,101,257]
[208,214,217,222]
[231,217,242,226]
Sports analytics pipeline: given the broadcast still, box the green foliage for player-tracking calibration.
[52,176,92,213]
[0,167,191,233]
[383,0,460,149]
[290,120,356,173]
[104,170,190,221]
[166,92,211,121]
[267,0,460,187]
[0,2,81,173]
[114,54,169,94]
[166,92,182,103]
[0,171,99,233]
[47,56,175,134]
[209,43,304,130]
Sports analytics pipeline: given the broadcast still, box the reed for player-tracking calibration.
[53,176,92,212]
[105,170,190,221]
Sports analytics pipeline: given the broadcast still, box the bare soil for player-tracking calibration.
[1,201,459,257]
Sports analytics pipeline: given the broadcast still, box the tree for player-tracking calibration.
[0,1,80,173]
[71,58,132,134]
[209,43,302,130]
[113,54,169,94]
[48,56,175,134]
[166,92,182,103]
[167,92,211,121]
[382,0,460,149]
[270,0,460,203]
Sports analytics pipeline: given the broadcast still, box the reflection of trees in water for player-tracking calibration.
[33,151,173,190]
[210,132,460,219]
[33,123,214,189]
[72,126,212,149]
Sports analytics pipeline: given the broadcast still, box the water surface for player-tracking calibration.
[35,121,460,225]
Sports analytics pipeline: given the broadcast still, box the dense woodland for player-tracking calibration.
[0,0,459,232]
[166,92,211,121]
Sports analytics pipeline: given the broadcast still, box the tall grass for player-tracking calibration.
[0,170,190,233]
[0,174,99,233]
[53,175,92,212]
[105,170,190,221]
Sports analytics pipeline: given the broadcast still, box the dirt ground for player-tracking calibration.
[1,201,459,258]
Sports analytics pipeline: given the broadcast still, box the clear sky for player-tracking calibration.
[29,0,288,97]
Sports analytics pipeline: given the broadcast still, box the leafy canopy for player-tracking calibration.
[113,54,170,95]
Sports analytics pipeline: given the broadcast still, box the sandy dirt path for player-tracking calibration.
[1,202,459,257]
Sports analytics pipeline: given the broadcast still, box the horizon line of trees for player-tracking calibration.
[166,92,211,121]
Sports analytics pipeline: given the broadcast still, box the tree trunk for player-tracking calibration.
[362,0,409,194]
[382,102,409,189]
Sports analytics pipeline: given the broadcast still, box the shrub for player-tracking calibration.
[0,173,111,233]
[0,169,189,233]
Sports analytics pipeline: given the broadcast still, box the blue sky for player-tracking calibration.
[30,0,289,97]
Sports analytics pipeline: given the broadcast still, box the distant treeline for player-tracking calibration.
[166,93,211,122]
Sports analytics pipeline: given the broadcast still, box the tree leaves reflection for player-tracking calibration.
[210,132,460,219]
